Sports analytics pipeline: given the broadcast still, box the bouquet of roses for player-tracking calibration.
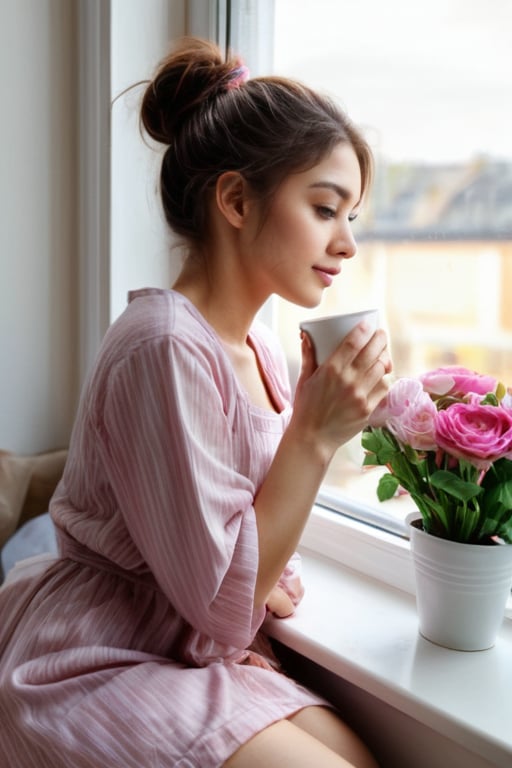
[362,366,512,544]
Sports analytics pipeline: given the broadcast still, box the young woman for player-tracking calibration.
[0,38,391,767]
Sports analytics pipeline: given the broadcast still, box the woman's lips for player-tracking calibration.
[312,266,339,287]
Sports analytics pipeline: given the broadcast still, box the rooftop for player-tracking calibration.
[356,159,512,241]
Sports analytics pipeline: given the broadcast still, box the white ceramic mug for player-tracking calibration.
[300,309,378,365]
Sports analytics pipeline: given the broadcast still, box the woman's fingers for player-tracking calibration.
[337,325,388,368]
[291,321,394,450]
[295,331,317,395]
[266,585,295,618]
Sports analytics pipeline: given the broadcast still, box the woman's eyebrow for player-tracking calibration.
[308,181,354,201]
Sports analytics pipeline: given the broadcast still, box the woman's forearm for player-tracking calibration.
[253,326,391,609]
[252,423,335,607]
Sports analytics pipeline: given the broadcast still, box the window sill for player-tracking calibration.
[301,502,512,619]
[264,514,512,767]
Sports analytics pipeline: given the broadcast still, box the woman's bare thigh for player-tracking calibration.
[223,706,378,768]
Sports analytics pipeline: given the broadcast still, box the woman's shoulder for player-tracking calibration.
[89,289,224,389]
[107,289,216,352]
[74,290,241,431]
[126,288,205,334]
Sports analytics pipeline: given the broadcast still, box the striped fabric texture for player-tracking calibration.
[0,290,325,767]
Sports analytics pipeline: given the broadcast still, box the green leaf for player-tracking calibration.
[497,515,512,544]
[480,393,499,406]
[429,470,483,503]
[456,503,481,542]
[481,459,512,513]
[479,507,508,537]
[402,443,421,464]
[377,473,400,502]
[483,457,512,484]
[484,484,512,512]
[388,451,425,494]
[476,501,512,541]
[411,493,450,536]
[362,428,400,465]
[361,429,383,454]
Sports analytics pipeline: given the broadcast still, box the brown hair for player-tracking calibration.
[140,37,373,245]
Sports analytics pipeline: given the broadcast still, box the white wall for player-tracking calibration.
[110,0,185,322]
[0,0,78,454]
[0,0,189,455]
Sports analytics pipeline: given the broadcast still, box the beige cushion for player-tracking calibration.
[0,450,67,550]
[0,452,33,550]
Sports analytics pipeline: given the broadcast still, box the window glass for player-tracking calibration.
[272,0,512,529]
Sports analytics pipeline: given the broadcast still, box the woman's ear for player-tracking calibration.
[215,171,250,229]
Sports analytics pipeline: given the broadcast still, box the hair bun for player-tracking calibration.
[141,37,240,144]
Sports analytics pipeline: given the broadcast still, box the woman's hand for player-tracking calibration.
[252,321,392,610]
[265,585,295,618]
[291,321,392,455]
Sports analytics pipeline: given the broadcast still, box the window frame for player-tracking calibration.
[232,0,512,616]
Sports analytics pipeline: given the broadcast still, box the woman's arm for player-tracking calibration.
[253,322,391,608]
[100,336,264,650]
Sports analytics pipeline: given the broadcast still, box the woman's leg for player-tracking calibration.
[223,706,378,768]
[289,706,378,768]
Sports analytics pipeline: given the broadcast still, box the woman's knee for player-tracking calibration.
[223,713,378,768]
[289,706,379,768]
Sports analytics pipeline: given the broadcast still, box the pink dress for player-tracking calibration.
[0,289,325,767]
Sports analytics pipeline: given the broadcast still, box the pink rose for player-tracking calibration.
[435,402,512,470]
[369,378,418,427]
[420,366,497,398]
[369,378,438,450]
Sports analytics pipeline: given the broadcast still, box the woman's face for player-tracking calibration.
[243,142,362,308]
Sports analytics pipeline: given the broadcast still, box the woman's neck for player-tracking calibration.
[173,259,264,346]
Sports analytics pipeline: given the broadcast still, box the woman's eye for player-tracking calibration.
[316,205,336,219]
[348,212,358,223]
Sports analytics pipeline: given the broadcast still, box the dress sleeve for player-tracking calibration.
[277,552,305,607]
[99,336,265,649]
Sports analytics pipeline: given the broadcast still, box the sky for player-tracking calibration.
[273,0,512,164]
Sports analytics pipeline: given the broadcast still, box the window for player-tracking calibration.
[268,0,512,535]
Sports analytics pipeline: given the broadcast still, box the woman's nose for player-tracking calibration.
[329,222,357,259]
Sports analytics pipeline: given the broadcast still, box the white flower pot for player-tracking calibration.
[407,513,512,651]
